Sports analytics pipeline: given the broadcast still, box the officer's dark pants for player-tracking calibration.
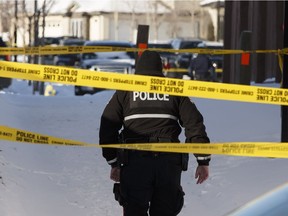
[194,72,211,81]
[120,151,184,216]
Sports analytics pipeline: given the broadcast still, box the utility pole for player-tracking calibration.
[14,0,18,62]
[135,25,149,65]
[33,0,39,61]
[33,0,39,94]
[217,0,220,41]
[281,1,288,142]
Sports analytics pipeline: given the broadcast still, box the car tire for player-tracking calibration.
[74,86,85,96]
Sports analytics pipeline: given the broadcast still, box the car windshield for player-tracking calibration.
[83,49,134,60]
[97,52,132,60]
[180,41,202,49]
[81,41,135,60]
[149,43,172,49]
[57,41,85,58]
[63,41,85,46]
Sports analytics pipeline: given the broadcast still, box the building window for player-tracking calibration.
[71,19,83,38]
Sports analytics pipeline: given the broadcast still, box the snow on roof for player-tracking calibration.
[49,0,171,14]
[200,0,224,7]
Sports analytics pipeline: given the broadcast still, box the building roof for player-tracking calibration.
[49,0,171,14]
[200,0,225,8]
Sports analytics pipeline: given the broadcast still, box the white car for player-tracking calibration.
[74,40,135,96]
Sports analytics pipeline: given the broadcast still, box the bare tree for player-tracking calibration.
[22,0,35,49]
[38,0,54,95]
[19,0,54,94]
[123,0,138,42]
[0,0,15,45]
[39,0,55,46]
[19,0,54,48]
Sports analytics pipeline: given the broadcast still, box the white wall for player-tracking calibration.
[42,15,65,38]
[13,8,216,46]
[106,13,198,43]
[89,15,110,41]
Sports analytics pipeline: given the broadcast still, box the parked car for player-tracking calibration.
[148,42,178,78]
[74,40,135,95]
[42,37,61,65]
[170,38,203,79]
[196,41,224,82]
[53,38,86,66]
[43,36,80,46]
[43,37,61,46]
[0,37,12,90]
[226,183,288,216]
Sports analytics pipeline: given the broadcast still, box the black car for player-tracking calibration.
[74,40,135,96]
[170,38,203,79]
[0,37,12,90]
[53,38,86,66]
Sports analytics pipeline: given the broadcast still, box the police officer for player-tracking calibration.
[100,50,211,216]
[189,53,215,81]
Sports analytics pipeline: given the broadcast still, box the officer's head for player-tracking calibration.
[135,50,164,77]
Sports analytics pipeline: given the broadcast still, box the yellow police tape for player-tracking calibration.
[0,45,286,56]
[0,60,287,106]
[164,68,189,73]
[164,68,222,73]
[0,46,136,56]
[0,125,288,158]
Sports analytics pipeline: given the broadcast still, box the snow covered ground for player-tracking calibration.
[0,79,288,216]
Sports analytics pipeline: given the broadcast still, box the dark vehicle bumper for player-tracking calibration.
[0,56,12,89]
[74,85,105,95]
[0,78,12,90]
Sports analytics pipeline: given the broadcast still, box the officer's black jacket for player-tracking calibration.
[99,50,211,167]
[189,54,213,75]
